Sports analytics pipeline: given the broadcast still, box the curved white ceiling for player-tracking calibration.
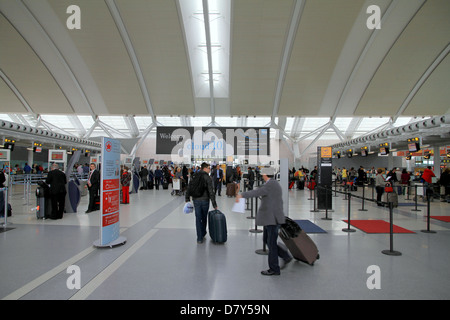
[0,0,449,142]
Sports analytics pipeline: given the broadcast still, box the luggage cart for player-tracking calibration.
[171,178,183,196]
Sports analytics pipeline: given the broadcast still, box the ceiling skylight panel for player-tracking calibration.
[191,116,211,127]
[357,117,390,132]
[134,116,154,130]
[179,0,230,99]
[215,116,237,127]
[302,118,329,131]
[40,115,74,129]
[333,117,352,132]
[246,117,271,127]
[98,116,128,130]
[156,116,181,127]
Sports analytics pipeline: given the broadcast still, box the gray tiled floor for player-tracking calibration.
[1,183,450,300]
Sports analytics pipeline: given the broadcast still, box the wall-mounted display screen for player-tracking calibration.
[408,142,420,152]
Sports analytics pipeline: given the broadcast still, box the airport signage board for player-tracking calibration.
[156,126,270,158]
[99,137,121,246]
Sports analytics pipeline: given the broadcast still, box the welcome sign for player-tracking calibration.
[156,126,270,159]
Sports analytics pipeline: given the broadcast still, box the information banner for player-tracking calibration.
[100,137,121,246]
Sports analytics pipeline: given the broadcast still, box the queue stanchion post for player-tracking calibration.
[249,197,262,233]
[411,184,421,212]
[247,196,254,219]
[255,227,268,255]
[342,192,356,232]
[382,202,402,256]
[358,185,368,212]
[421,193,436,234]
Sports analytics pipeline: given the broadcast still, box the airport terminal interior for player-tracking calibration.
[1,0,450,301]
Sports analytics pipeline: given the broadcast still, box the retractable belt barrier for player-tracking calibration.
[315,182,438,257]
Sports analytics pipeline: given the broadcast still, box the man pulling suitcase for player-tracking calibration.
[236,167,292,276]
[185,162,218,244]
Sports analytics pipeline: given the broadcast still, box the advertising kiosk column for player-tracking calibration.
[317,147,333,212]
[93,137,126,248]
[0,150,11,227]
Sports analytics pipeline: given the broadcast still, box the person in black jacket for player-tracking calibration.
[45,163,67,219]
[440,167,450,202]
[86,163,100,213]
[185,162,218,244]
[211,164,223,196]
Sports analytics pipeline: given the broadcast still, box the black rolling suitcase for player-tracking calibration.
[208,210,227,243]
[35,181,51,219]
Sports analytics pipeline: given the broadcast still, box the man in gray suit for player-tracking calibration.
[236,167,292,275]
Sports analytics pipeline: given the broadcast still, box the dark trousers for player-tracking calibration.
[193,199,209,241]
[263,225,291,273]
[376,186,384,205]
[50,192,66,219]
[214,178,222,195]
[88,188,99,211]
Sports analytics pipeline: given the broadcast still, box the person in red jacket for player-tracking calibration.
[421,166,436,200]
[120,167,131,204]
[422,166,435,184]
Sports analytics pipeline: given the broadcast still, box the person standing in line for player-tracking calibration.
[154,166,163,190]
[140,165,149,190]
[375,168,385,206]
[421,166,436,200]
[185,162,218,244]
[45,163,67,219]
[401,169,411,195]
[236,167,291,276]
[121,167,131,204]
[439,167,450,202]
[23,163,32,174]
[86,163,100,213]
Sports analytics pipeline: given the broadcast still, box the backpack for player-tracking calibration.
[188,172,206,198]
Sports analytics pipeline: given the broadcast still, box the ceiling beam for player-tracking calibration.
[10,0,97,117]
[105,0,156,122]
[299,123,331,158]
[68,115,87,137]
[271,0,305,121]
[124,115,139,138]
[0,69,34,113]
[330,0,397,121]
[394,43,450,121]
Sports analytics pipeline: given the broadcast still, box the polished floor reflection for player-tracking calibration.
[1,182,449,300]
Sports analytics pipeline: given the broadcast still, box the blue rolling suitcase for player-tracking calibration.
[208,210,227,243]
